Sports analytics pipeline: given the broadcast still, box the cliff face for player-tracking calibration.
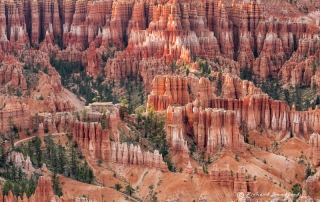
[148,74,264,111]
[194,107,245,153]
[147,75,190,111]
[0,101,31,133]
[166,105,245,153]
[72,121,110,161]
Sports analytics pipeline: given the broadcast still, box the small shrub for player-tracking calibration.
[115,183,122,191]
[235,154,240,162]
[38,95,44,100]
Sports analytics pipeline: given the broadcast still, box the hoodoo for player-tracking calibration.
[0,0,320,201]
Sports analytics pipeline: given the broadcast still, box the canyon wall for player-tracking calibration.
[148,74,264,111]
[166,105,245,154]
[147,75,190,111]
[0,101,31,133]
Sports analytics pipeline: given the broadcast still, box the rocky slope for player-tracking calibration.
[1,0,320,201]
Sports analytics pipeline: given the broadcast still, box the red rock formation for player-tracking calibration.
[208,96,288,133]
[110,141,168,172]
[72,118,168,171]
[0,101,31,133]
[88,122,103,159]
[253,24,287,81]
[166,105,245,154]
[3,176,61,202]
[0,0,313,88]
[309,133,320,166]
[210,164,234,188]
[148,74,263,111]
[31,0,40,44]
[306,172,320,199]
[195,107,245,153]
[147,75,189,111]
[3,1,29,51]
[279,37,317,86]
[297,190,314,202]
[228,1,265,33]
[72,120,110,159]
[0,55,27,91]
[4,190,15,202]
[233,166,248,193]
[139,58,171,92]
[82,42,101,76]
[210,97,320,137]
[33,176,55,201]
[166,106,189,163]
[209,164,257,194]
[213,1,234,59]
[186,161,193,174]
[101,0,225,82]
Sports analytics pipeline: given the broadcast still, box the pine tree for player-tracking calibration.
[115,183,122,191]
[0,143,5,166]
[57,140,66,174]
[51,144,58,173]
[27,141,34,160]
[7,116,19,149]
[25,186,32,198]
[87,169,94,184]
[29,176,37,194]
[13,183,20,198]
[33,113,39,132]
[2,180,13,196]
[216,71,222,96]
[18,168,23,181]
[34,136,42,167]
[52,173,63,197]
[82,108,87,122]
[101,109,107,129]
[125,185,135,196]
[70,143,77,176]
[11,165,17,182]
[20,181,27,197]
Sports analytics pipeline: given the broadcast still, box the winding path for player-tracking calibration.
[14,133,66,147]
